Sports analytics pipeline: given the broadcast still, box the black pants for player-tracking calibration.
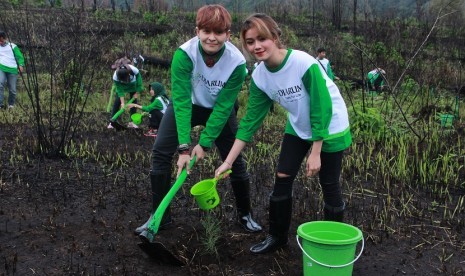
[276,134,344,207]
[151,103,249,182]
[368,76,383,92]
[147,96,164,129]
[148,109,164,129]
[111,92,138,118]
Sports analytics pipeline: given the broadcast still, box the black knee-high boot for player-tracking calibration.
[231,179,262,232]
[323,202,345,222]
[250,194,292,254]
[134,172,172,235]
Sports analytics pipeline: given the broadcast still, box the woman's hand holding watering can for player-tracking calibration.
[214,139,247,178]
[215,161,232,179]
[126,103,140,109]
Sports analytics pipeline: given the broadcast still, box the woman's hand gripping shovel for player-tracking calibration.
[138,156,196,266]
[109,97,136,131]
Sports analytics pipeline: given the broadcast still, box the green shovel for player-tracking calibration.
[109,97,135,130]
[138,156,196,265]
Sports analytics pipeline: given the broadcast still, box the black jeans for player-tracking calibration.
[276,134,345,207]
[151,103,249,182]
[148,109,164,129]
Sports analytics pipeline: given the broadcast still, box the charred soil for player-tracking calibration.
[0,115,464,276]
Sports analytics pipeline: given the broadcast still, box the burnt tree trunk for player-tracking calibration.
[332,0,342,30]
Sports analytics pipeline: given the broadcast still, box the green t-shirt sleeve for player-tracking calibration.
[171,48,194,145]
[302,63,332,140]
[13,46,25,67]
[142,98,163,112]
[367,72,375,85]
[327,61,335,81]
[198,63,247,148]
[236,79,273,142]
[113,80,126,97]
[113,72,143,97]
[135,73,143,92]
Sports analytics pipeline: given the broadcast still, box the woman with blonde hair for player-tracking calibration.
[215,13,352,254]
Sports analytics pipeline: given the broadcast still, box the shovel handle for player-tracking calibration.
[147,156,197,238]
[110,97,136,121]
[106,85,116,113]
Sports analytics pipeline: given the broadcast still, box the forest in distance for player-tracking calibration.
[0,0,465,275]
[22,0,465,19]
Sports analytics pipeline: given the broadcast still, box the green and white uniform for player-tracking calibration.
[112,64,144,97]
[237,49,351,153]
[142,96,168,113]
[0,42,24,73]
[171,37,246,148]
[367,68,384,90]
[316,57,335,81]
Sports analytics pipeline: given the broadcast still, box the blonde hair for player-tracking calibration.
[240,13,284,52]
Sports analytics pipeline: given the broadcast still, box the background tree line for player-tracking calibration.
[0,0,463,156]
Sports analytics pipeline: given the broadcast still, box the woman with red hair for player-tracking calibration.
[135,5,262,237]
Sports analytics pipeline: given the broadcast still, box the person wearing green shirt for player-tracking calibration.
[367,68,386,92]
[108,64,143,129]
[315,47,337,81]
[215,13,352,254]
[128,81,170,137]
[0,30,25,109]
[135,4,262,237]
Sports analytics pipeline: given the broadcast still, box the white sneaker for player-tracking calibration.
[107,123,114,129]
[8,105,14,109]
[127,122,139,129]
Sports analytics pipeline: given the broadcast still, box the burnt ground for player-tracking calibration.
[0,112,464,276]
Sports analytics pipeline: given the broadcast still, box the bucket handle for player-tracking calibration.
[296,234,365,268]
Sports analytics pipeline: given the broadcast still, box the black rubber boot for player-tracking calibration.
[134,172,172,235]
[323,202,345,222]
[231,179,262,232]
[250,194,292,254]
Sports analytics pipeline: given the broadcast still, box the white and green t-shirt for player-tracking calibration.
[112,64,143,97]
[141,96,169,114]
[316,57,335,81]
[171,37,247,147]
[237,49,351,153]
[0,42,25,74]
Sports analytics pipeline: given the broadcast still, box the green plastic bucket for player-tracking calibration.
[296,221,364,276]
[440,114,454,127]
[190,170,232,210]
[131,113,142,125]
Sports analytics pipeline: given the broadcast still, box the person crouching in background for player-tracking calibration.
[127,82,169,137]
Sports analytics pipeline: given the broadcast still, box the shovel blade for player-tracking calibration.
[110,120,126,131]
[138,241,184,266]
